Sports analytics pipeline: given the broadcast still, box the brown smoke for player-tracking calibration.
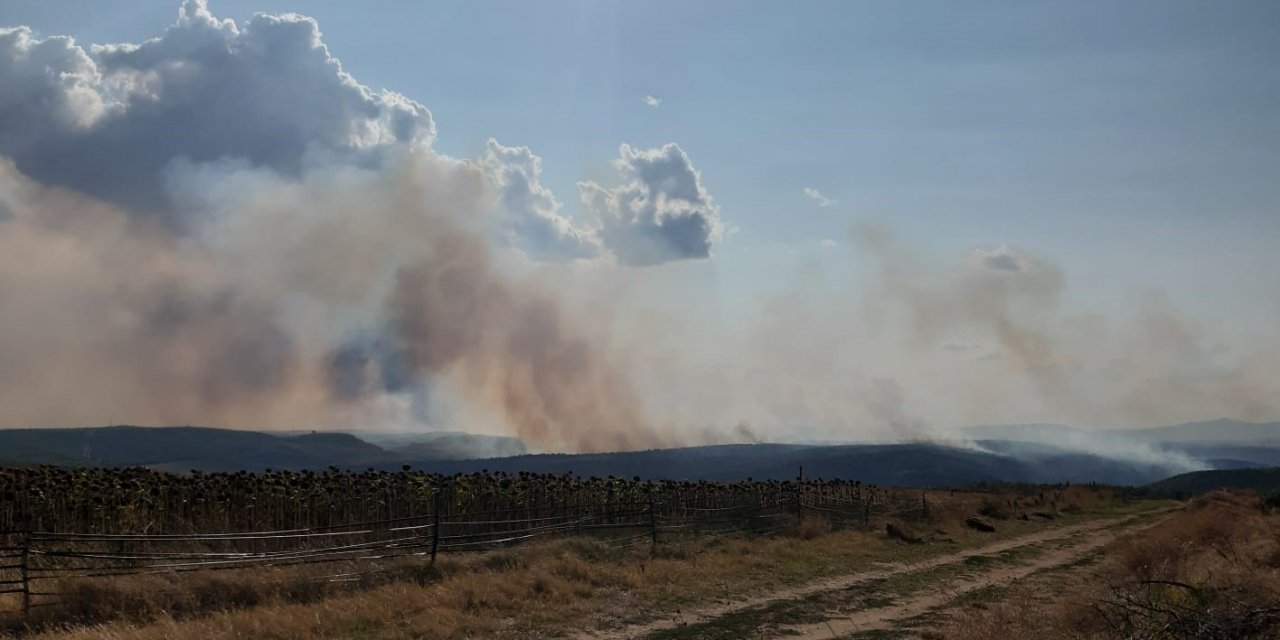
[0,152,662,452]
[2,145,1275,449]
[377,222,656,452]
[0,159,322,429]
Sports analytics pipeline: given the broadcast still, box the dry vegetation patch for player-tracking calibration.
[940,491,1280,640]
[0,485,1145,639]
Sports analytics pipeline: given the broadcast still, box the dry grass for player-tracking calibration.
[790,513,832,540]
[9,533,865,639]
[0,485,1140,639]
[941,490,1280,640]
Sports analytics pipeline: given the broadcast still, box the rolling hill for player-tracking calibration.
[0,425,1222,487]
[1143,467,1280,497]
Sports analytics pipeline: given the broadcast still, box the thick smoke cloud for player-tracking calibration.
[580,143,723,267]
[600,223,1279,446]
[0,2,678,452]
[0,159,309,428]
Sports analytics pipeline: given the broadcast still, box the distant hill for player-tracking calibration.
[356,431,528,460]
[1163,444,1280,468]
[2,423,1275,487]
[0,426,526,472]
[0,426,390,472]
[401,441,1185,486]
[1144,467,1280,497]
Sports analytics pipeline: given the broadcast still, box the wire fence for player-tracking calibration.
[0,479,929,618]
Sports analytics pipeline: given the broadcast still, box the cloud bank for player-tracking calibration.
[0,3,434,225]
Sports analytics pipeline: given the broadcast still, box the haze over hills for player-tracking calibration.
[1,419,1277,487]
[961,419,1280,446]
[958,420,1280,470]
[1125,419,1280,445]
[1144,467,1280,497]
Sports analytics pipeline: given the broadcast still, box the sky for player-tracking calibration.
[0,1,1277,447]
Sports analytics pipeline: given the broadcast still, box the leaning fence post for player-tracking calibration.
[862,500,870,532]
[19,530,30,616]
[430,489,442,565]
[795,467,805,525]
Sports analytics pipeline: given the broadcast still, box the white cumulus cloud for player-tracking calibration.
[580,143,723,267]
[483,139,599,261]
[0,0,434,224]
[642,95,662,108]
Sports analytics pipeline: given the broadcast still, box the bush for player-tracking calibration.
[1262,491,1280,511]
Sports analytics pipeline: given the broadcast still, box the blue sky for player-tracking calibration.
[2,1,1278,437]
[13,0,1273,331]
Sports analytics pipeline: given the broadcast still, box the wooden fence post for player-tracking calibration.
[430,489,442,565]
[648,495,658,551]
[862,501,870,531]
[796,466,805,525]
[921,491,929,519]
[19,530,30,616]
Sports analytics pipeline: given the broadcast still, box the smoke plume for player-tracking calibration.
[0,3,686,451]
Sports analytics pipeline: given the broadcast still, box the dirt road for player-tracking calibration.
[589,508,1174,640]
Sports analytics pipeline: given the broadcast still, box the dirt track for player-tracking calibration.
[588,507,1174,640]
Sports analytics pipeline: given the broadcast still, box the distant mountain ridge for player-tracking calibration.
[0,426,520,473]
[1144,467,1280,497]
[6,421,1276,487]
[0,427,388,472]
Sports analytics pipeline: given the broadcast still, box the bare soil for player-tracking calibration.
[593,507,1174,640]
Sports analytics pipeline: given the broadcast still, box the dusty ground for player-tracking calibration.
[622,507,1174,640]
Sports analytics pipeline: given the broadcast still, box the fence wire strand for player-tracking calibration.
[0,487,927,614]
